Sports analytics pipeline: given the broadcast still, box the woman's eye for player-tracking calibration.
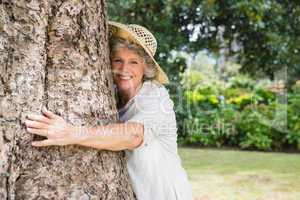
[113,59,122,63]
[131,61,138,65]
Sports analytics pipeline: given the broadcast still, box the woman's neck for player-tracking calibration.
[118,83,143,107]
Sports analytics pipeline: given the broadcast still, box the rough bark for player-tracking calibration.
[0,0,135,199]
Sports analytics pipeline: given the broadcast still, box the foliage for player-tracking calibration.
[178,69,299,150]
[228,74,255,89]
[236,105,274,150]
[287,84,300,149]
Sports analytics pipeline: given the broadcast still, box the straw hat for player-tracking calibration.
[108,21,169,84]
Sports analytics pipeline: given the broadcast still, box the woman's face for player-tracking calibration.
[111,47,145,95]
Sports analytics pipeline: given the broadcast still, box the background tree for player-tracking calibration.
[0,0,135,199]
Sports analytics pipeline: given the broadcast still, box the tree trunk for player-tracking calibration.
[0,0,135,199]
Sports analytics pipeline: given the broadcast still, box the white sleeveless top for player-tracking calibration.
[118,80,193,200]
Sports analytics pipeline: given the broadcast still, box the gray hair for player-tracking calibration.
[109,37,158,81]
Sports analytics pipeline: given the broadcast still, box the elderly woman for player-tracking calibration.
[25,21,193,200]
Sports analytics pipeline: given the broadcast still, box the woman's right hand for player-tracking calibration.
[25,106,79,147]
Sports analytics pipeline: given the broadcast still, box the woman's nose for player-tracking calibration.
[114,64,129,73]
[119,62,131,70]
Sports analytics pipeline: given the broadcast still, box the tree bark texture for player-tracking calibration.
[0,0,136,199]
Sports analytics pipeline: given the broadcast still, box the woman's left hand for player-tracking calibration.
[25,106,77,147]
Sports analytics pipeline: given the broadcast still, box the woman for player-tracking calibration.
[24,21,193,200]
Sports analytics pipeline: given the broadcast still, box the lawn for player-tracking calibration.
[178,147,300,200]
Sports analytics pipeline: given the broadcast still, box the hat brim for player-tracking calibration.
[108,21,169,85]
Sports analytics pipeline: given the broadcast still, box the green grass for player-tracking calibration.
[178,147,300,200]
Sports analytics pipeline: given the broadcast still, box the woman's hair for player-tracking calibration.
[109,37,158,81]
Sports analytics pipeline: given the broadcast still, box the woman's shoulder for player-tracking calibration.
[140,80,169,97]
[134,80,174,111]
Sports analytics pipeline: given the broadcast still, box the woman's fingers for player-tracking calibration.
[41,106,59,120]
[25,120,48,129]
[26,127,48,137]
[27,114,52,124]
[26,107,74,147]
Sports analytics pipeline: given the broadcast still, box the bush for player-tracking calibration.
[228,74,255,89]
[179,102,238,147]
[236,105,273,150]
[175,73,299,151]
[286,84,300,149]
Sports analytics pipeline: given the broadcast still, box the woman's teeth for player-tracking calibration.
[119,75,132,80]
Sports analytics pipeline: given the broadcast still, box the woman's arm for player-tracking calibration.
[75,122,144,151]
[25,106,144,151]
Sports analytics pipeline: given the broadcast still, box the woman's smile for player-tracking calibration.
[116,73,133,80]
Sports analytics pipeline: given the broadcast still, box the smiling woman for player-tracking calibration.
[110,37,158,108]
[25,21,194,200]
